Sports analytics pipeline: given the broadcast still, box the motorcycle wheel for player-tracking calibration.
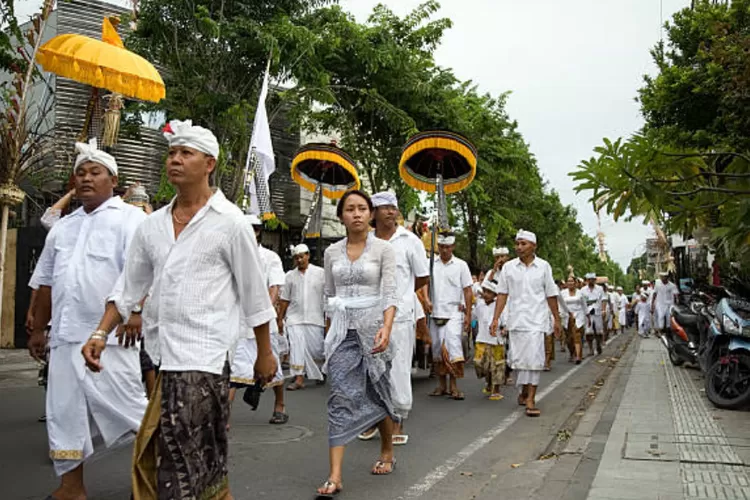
[669,348,685,367]
[705,351,750,410]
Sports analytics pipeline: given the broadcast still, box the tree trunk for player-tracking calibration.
[465,195,479,269]
[0,204,10,340]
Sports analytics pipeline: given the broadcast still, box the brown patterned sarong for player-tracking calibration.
[132,364,230,500]
[473,342,505,386]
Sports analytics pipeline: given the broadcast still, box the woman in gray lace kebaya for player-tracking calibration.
[316,190,399,497]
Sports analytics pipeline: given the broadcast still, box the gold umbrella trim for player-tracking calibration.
[291,149,361,200]
[399,134,477,194]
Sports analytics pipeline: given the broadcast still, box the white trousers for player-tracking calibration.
[390,320,415,420]
[47,343,147,476]
[654,306,671,330]
[230,337,284,387]
[430,317,464,364]
[638,314,652,336]
[286,324,324,381]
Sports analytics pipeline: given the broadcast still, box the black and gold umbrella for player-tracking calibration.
[399,130,477,322]
[291,143,361,260]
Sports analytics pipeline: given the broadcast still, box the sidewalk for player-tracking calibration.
[586,338,750,500]
[0,348,40,389]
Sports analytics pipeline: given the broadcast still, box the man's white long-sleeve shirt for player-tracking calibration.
[279,264,326,327]
[29,196,147,347]
[113,189,275,375]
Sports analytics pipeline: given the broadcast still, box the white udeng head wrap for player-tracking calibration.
[616,286,623,291]
[163,119,220,158]
[585,272,597,280]
[659,271,669,277]
[371,191,398,208]
[642,280,651,285]
[493,246,510,256]
[293,244,310,256]
[74,138,118,175]
[437,233,456,245]
[515,229,537,244]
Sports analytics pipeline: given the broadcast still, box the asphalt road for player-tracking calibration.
[0,334,632,500]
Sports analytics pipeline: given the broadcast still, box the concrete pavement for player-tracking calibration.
[2,330,748,499]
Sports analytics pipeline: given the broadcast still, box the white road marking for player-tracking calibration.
[398,336,617,499]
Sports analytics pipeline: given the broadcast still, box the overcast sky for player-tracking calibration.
[15,0,689,268]
[341,0,691,269]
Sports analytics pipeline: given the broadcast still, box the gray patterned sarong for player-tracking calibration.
[328,330,398,447]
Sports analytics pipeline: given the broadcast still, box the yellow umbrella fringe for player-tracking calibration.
[305,232,321,239]
[290,149,361,199]
[37,48,165,102]
[398,135,477,195]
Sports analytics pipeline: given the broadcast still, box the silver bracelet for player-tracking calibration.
[89,330,108,342]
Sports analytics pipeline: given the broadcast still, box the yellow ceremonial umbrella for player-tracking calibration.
[36,17,165,146]
[291,143,361,262]
[36,17,165,102]
[399,131,477,353]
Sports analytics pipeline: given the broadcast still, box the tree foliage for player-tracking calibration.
[128,0,620,279]
[572,0,750,270]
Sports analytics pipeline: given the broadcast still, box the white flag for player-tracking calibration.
[245,59,275,215]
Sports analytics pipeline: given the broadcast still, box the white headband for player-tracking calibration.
[493,247,509,256]
[163,119,220,158]
[293,244,310,256]
[642,280,650,285]
[515,229,537,244]
[371,191,398,208]
[438,234,456,245]
[659,272,669,277]
[74,138,118,175]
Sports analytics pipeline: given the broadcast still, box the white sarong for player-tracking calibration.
[508,330,545,387]
[430,316,463,364]
[618,307,627,328]
[390,320,415,419]
[585,314,604,336]
[230,337,284,388]
[287,324,324,381]
[47,343,147,476]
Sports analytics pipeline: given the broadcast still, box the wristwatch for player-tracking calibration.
[131,304,143,315]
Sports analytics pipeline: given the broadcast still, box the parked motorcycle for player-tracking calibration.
[703,297,750,410]
[663,299,709,367]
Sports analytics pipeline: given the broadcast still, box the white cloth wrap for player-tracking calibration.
[508,330,545,371]
[390,320,415,419]
[74,138,118,175]
[163,119,220,158]
[47,343,146,476]
[287,324,324,380]
[323,295,385,380]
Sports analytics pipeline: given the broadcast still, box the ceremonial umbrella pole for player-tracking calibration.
[291,143,361,264]
[36,16,166,147]
[399,131,478,369]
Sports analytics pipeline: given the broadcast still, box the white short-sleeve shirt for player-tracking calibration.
[432,254,473,319]
[279,264,325,327]
[497,256,558,332]
[387,226,429,322]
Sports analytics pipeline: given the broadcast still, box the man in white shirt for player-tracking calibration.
[580,273,608,355]
[616,286,629,334]
[229,214,289,425]
[491,230,561,417]
[278,243,326,389]
[81,120,277,500]
[27,139,148,500]
[428,232,473,400]
[359,192,429,443]
[651,272,679,336]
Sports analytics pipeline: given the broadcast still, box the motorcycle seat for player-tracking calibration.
[673,307,699,328]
